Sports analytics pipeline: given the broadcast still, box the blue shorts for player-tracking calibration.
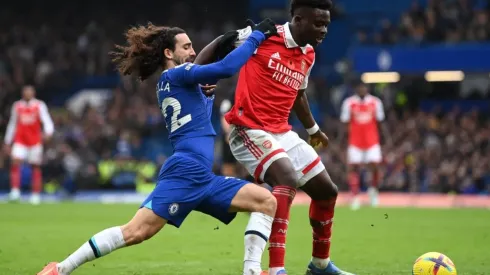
[140,154,250,228]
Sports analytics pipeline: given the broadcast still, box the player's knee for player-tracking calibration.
[267,169,297,188]
[321,176,338,200]
[257,194,277,217]
[308,173,338,200]
[328,181,339,199]
[264,159,297,188]
[282,170,298,188]
[348,164,360,173]
[11,158,22,165]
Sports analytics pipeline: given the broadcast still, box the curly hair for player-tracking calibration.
[290,0,332,17]
[110,23,185,81]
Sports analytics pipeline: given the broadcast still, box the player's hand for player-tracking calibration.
[44,135,53,143]
[200,84,217,97]
[215,30,239,61]
[308,130,329,150]
[246,18,278,39]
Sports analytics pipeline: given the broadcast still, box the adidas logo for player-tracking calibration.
[271,52,281,60]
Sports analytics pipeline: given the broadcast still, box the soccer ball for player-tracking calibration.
[412,252,457,275]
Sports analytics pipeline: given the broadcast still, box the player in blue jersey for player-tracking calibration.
[37,19,279,275]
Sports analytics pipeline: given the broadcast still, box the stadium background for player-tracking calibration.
[1,0,490,201]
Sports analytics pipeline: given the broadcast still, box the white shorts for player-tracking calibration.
[347,144,382,164]
[229,125,325,188]
[11,143,43,164]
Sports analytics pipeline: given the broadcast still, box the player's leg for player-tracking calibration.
[346,145,363,210]
[39,208,167,275]
[365,144,383,207]
[28,144,44,205]
[236,186,276,275]
[9,143,27,201]
[262,158,298,274]
[302,173,355,275]
[201,178,276,275]
[279,132,354,275]
[228,126,297,275]
[38,159,201,275]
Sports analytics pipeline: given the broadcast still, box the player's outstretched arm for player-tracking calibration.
[194,19,261,65]
[170,19,277,85]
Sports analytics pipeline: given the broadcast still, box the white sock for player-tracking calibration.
[312,257,330,269]
[57,227,126,274]
[368,187,379,205]
[243,212,273,275]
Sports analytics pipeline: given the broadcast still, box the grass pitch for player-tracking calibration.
[0,203,488,274]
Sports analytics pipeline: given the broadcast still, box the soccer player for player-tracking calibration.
[339,79,390,210]
[3,85,54,205]
[197,0,355,274]
[37,20,279,275]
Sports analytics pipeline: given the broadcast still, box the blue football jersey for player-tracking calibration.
[157,63,217,168]
[154,30,266,169]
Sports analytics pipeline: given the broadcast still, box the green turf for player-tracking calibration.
[0,203,488,274]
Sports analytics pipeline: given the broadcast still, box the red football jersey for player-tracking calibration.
[225,22,315,133]
[340,94,385,149]
[4,99,54,146]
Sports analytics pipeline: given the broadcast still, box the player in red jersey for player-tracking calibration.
[339,80,391,210]
[197,1,354,274]
[3,85,54,204]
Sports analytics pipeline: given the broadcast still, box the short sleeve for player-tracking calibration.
[375,98,385,121]
[340,99,351,123]
[220,99,232,115]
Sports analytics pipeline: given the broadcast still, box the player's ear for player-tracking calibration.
[292,15,302,24]
[163,48,174,60]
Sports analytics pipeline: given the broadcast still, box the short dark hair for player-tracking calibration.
[110,23,185,81]
[290,0,332,17]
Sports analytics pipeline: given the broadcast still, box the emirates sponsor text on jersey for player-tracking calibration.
[268,58,305,90]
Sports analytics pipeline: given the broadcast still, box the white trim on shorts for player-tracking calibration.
[229,125,325,187]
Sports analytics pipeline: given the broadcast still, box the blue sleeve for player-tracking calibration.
[167,30,266,85]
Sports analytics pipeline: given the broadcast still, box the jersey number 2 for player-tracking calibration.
[161,97,192,133]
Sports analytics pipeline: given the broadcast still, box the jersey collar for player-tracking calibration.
[353,94,371,101]
[282,22,309,55]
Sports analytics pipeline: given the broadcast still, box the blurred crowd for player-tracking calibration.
[0,1,242,189]
[0,1,489,195]
[0,0,242,128]
[355,0,490,45]
[318,106,490,194]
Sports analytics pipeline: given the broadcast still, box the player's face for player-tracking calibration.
[296,8,330,47]
[22,86,35,100]
[172,33,196,65]
[356,84,369,97]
